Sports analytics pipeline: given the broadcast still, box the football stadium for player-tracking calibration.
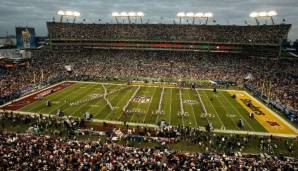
[0,1,298,170]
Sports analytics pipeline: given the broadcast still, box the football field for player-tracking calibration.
[9,81,297,135]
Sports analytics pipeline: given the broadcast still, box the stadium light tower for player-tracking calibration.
[57,10,80,23]
[204,12,213,24]
[177,12,185,24]
[177,12,213,25]
[120,11,129,22]
[137,11,144,24]
[249,12,260,25]
[57,10,65,22]
[112,11,144,24]
[112,12,120,24]
[250,11,278,25]
[268,11,277,24]
[73,11,80,23]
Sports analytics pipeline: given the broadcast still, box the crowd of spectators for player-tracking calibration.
[47,22,291,44]
[1,132,297,170]
[0,23,297,170]
[0,111,83,135]
[0,111,297,170]
[1,50,297,114]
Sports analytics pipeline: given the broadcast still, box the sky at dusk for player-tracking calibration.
[0,0,297,41]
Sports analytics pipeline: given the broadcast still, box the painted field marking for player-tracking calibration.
[186,89,198,128]
[214,92,240,130]
[142,87,158,123]
[221,92,254,131]
[200,90,225,129]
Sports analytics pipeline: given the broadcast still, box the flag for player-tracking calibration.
[33,72,36,85]
[41,69,44,83]
[244,73,253,80]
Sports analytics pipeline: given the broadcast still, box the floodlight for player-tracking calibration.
[120,11,128,16]
[65,11,73,16]
[204,12,213,18]
[112,12,120,17]
[73,11,80,17]
[177,12,185,17]
[186,12,194,17]
[137,12,144,17]
[128,11,136,17]
[57,10,65,16]
[249,12,259,18]
[195,13,203,17]
[268,11,277,16]
[258,11,268,17]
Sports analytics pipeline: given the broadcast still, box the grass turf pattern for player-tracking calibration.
[19,82,269,132]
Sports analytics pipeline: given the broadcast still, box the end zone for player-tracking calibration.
[228,90,298,135]
[0,81,75,111]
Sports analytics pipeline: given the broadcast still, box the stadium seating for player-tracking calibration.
[1,50,297,117]
[47,22,291,44]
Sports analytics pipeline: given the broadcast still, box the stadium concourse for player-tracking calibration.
[1,22,298,170]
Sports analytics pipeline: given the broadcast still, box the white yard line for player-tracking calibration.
[168,88,173,125]
[143,87,158,123]
[4,80,296,134]
[68,85,103,116]
[158,87,165,112]
[101,84,113,110]
[2,110,296,137]
[215,92,240,130]
[104,87,134,120]
[213,129,297,138]
[186,89,198,128]
[179,88,185,127]
[200,90,225,128]
[129,88,144,123]
[221,92,254,131]
[116,87,138,120]
[95,86,131,119]
[122,86,140,112]
[194,89,211,126]
[195,89,208,115]
[155,87,165,123]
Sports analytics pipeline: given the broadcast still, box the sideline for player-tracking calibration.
[1,81,297,135]
[0,81,69,109]
[1,110,297,138]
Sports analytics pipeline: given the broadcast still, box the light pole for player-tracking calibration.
[177,12,213,25]
[250,11,278,25]
[112,12,120,24]
[57,10,80,23]
[177,12,185,24]
[57,10,64,23]
[137,12,144,24]
[204,12,213,25]
[112,11,145,24]
[73,11,80,23]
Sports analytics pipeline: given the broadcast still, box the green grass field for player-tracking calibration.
[19,82,267,132]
